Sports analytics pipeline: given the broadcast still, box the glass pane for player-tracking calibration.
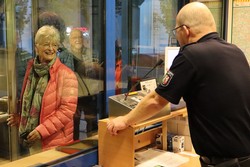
[0,0,10,164]
[232,0,250,64]
[115,0,178,95]
[11,0,105,161]
[15,0,33,159]
[0,1,8,101]
[38,0,105,139]
[16,0,33,99]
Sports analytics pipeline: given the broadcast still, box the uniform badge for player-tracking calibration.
[161,70,174,87]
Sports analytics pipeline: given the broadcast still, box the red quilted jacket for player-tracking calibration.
[21,57,78,150]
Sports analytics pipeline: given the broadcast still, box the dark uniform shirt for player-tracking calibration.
[156,32,250,158]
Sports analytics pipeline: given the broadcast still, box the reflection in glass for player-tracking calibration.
[115,0,178,95]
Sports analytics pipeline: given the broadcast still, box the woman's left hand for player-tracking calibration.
[27,129,41,143]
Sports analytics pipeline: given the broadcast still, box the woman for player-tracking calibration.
[8,25,78,155]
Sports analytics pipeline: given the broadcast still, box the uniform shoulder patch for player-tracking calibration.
[161,70,174,87]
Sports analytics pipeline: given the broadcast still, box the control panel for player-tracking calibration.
[108,90,171,119]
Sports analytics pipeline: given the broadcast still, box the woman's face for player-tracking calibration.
[35,40,58,63]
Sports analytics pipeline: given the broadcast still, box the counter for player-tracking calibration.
[1,138,98,167]
[1,149,68,167]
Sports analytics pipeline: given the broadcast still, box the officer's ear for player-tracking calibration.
[183,25,190,37]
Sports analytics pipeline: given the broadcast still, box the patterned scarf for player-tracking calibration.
[19,56,56,134]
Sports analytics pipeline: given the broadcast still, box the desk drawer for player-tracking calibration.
[134,127,162,150]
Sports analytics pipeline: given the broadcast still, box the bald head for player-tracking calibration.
[177,2,216,36]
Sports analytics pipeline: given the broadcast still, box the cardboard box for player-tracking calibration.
[172,135,184,153]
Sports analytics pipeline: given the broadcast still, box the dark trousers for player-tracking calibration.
[200,156,250,167]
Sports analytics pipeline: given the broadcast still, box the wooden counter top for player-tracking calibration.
[1,148,68,167]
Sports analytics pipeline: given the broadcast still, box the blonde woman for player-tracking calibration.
[8,25,78,155]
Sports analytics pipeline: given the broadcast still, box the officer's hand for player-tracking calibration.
[107,116,128,135]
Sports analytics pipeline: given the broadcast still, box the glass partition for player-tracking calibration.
[0,0,21,163]
[0,0,10,164]
[0,0,105,164]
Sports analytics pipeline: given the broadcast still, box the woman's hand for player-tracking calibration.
[7,113,20,126]
[27,129,42,143]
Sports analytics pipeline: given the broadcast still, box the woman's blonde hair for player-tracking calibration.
[35,25,60,45]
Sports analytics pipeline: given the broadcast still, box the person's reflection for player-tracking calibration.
[69,28,91,63]
[69,28,103,140]
[69,28,103,95]
[7,26,78,155]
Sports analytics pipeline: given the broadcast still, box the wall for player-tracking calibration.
[232,1,250,64]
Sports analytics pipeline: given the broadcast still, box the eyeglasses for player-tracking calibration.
[172,24,189,36]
